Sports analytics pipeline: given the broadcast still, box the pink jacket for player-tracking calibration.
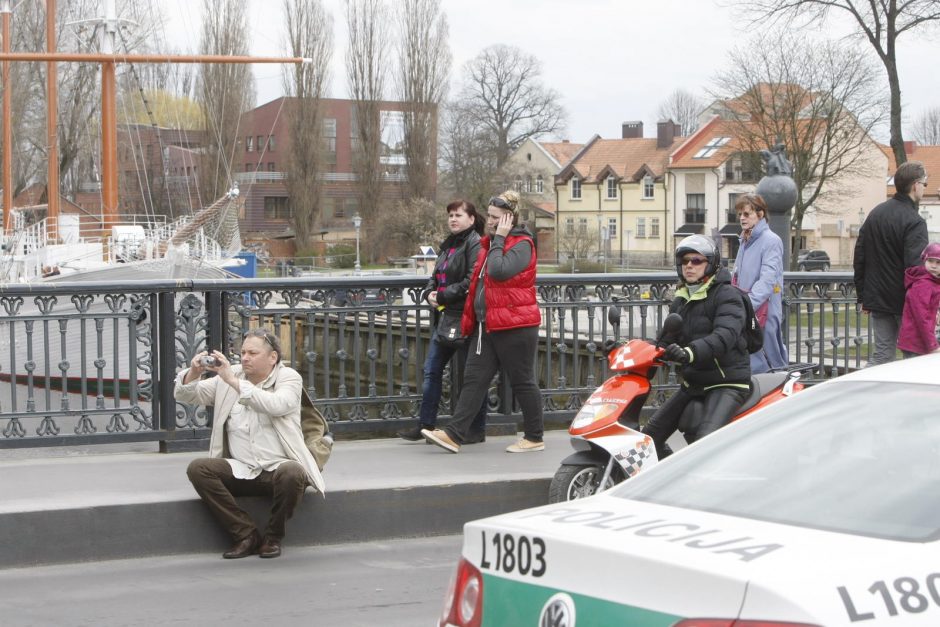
[897,265,940,355]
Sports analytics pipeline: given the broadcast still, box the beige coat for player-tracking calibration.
[174,362,326,495]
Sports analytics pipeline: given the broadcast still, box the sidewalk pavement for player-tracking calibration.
[0,430,571,569]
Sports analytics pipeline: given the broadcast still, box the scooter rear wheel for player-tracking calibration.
[549,464,623,502]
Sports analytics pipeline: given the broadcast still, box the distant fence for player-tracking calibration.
[0,271,864,450]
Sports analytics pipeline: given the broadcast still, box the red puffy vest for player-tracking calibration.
[461,233,541,334]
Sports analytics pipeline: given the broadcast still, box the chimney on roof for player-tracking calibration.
[904,140,917,155]
[622,121,643,139]
[657,119,678,148]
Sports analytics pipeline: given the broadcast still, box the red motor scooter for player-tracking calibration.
[548,307,812,503]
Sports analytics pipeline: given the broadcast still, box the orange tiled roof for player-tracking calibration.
[539,141,583,167]
[881,142,940,200]
[565,137,680,183]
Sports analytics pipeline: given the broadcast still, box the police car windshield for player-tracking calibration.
[613,381,940,542]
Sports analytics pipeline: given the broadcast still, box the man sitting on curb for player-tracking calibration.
[175,328,326,559]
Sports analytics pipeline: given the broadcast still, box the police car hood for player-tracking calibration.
[464,495,931,626]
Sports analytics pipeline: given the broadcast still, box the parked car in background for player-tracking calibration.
[438,354,940,627]
[797,249,831,271]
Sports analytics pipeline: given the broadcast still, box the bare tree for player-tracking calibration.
[556,224,599,271]
[396,0,450,202]
[712,34,887,268]
[345,0,388,262]
[459,44,566,167]
[656,89,703,136]
[732,0,940,166]
[196,0,255,206]
[282,0,333,251]
[375,197,447,258]
[437,99,498,210]
[911,107,940,145]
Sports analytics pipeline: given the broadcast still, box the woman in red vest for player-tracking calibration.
[422,190,544,454]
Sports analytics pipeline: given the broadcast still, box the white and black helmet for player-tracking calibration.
[675,234,720,280]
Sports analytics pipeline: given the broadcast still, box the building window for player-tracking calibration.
[643,175,655,199]
[245,163,252,173]
[651,217,660,238]
[693,136,730,159]
[526,177,533,193]
[263,197,291,220]
[333,198,345,218]
[246,136,254,152]
[686,193,706,223]
[536,175,544,193]
[727,193,741,223]
[578,217,587,234]
[323,118,337,157]
[257,136,264,152]
[267,135,275,151]
[606,176,617,199]
[565,217,574,235]
[268,162,275,172]
[607,217,617,239]
[346,197,359,218]
[515,177,523,192]
[571,177,581,199]
[636,217,646,238]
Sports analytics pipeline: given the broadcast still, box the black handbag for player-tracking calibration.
[435,310,467,348]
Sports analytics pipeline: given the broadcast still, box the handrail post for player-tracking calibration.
[156,291,177,452]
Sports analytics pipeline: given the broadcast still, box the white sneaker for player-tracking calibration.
[506,438,545,453]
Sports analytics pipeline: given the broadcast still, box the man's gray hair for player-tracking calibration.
[243,328,281,363]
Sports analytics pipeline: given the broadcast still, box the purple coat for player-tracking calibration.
[733,219,788,372]
[897,265,940,355]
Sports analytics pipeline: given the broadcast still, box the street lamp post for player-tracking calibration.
[625,229,632,271]
[352,213,362,275]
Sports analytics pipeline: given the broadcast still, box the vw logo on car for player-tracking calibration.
[540,592,576,627]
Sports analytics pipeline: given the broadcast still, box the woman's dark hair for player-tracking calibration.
[446,199,484,235]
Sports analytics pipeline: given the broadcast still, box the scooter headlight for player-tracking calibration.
[571,403,621,429]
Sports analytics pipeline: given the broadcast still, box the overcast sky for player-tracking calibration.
[161,0,938,144]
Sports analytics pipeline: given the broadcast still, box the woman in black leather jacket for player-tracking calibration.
[642,235,751,459]
[398,200,488,442]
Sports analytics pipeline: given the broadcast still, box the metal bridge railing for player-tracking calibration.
[0,271,863,450]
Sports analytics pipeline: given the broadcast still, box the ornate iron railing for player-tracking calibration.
[0,272,862,450]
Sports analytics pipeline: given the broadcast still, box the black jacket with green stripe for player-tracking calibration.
[670,267,751,389]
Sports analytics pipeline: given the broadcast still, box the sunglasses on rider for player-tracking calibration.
[681,256,708,266]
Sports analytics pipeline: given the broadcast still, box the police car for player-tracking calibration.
[438,354,940,626]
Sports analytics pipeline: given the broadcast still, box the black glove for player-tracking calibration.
[664,343,692,365]
[602,339,621,355]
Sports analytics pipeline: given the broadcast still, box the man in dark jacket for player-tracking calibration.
[643,235,751,459]
[854,161,929,365]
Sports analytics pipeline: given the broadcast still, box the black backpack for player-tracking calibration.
[734,286,764,354]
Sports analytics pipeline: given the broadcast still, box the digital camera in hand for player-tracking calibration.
[200,356,219,367]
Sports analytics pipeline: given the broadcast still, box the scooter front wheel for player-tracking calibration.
[549,463,623,502]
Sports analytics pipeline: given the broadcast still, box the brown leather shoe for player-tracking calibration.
[223,530,261,559]
[259,536,282,559]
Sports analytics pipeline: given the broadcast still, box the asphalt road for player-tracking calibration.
[0,535,463,627]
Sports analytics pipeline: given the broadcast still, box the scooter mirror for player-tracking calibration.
[657,313,683,344]
[607,304,621,327]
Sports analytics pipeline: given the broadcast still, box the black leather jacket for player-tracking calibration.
[422,227,482,315]
[671,268,751,388]
[854,193,928,315]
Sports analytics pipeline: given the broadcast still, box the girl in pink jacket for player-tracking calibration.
[897,242,940,357]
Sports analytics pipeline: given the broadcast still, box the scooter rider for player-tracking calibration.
[642,235,751,459]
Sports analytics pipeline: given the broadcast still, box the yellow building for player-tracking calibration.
[554,121,682,267]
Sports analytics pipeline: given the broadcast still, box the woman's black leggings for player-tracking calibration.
[643,385,749,459]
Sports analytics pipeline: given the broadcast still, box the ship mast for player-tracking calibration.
[0,1,308,236]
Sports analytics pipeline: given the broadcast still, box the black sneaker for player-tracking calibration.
[397,426,426,442]
[464,430,486,444]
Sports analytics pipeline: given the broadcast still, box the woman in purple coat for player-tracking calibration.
[731,194,788,372]
[897,242,940,357]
